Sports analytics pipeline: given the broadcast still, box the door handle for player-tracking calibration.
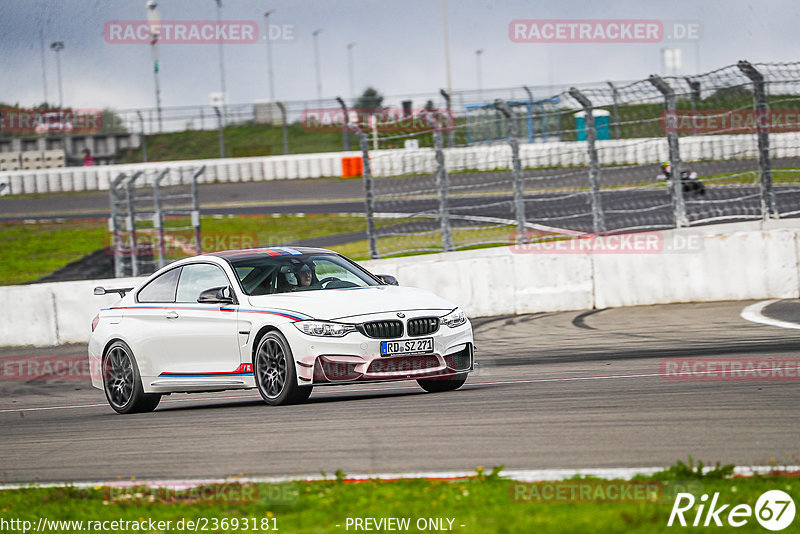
[165,311,179,319]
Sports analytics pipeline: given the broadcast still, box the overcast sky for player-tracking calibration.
[0,0,796,111]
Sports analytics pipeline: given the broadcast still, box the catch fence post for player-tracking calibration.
[494,100,527,241]
[352,124,379,259]
[425,111,455,252]
[738,60,777,219]
[569,87,607,234]
[649,75,688,228]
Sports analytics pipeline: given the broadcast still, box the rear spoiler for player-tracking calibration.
[94,286,134,297]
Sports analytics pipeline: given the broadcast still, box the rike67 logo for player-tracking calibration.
[668,490,795,530]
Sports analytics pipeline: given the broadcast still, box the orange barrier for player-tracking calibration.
[341,156,363,178]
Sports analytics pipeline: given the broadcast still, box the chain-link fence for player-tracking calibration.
[356,61,800,259]
[104,82,591,136]
[0,79,623,164]
[109,166,203,276]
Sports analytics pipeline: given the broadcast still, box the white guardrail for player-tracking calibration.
[1,220,798,347]
[2,132,799,195]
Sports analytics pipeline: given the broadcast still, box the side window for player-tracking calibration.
[176,263,231,303]
[137,267,181,303]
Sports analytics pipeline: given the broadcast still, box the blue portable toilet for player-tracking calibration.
[574,109,611,141]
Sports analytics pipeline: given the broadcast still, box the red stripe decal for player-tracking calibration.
[257,248,283,256]
[159,363,253,377]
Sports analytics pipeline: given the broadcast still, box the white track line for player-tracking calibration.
[3,365,799,415]
[742,300,800,330]
[0,393,263,414]
[0,386,419,414]
[1,466,797,491]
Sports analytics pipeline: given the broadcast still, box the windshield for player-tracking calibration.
[230,253,380,296]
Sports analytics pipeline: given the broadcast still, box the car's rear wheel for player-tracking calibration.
[254,331,312,406]
[417,373,468,393]
[102,341,161,414]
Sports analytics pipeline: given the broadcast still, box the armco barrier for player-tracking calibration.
[1,221,798,347]
[2,132,798,195]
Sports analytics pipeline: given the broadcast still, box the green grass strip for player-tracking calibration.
[0,462,796,533]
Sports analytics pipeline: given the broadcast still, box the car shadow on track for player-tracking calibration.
[152,398,265,412]
[306,389,427,404]
[152,388,437,412]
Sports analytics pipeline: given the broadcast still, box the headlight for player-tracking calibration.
[440,308,467,328]
[293,321,356,337]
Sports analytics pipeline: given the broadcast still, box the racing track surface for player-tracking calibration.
[1,300,799,484]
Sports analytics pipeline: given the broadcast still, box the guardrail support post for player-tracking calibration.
[649,74,688,228]
[569,87,607,234]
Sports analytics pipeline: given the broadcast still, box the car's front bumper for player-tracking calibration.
[281,320,474,385]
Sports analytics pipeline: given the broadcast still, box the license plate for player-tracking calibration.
[381,338,433,356]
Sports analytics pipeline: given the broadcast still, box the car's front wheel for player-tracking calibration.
[417,373,468,393]
[102,341,161,414]
[254,331,312,406]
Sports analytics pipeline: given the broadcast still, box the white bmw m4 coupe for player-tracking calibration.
[89,247,474,413]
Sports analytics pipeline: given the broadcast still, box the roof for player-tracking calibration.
[206,246,334,260]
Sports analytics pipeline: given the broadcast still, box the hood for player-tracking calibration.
[246,285,456,321]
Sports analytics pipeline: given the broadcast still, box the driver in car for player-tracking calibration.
[296,263,315,287]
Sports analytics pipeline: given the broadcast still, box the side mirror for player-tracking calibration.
[377,274,399,286]
[197,286,234,304]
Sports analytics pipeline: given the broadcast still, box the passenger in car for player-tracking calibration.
[276,270,295,293]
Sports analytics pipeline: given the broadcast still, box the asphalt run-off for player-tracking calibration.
[1,300,799,483]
